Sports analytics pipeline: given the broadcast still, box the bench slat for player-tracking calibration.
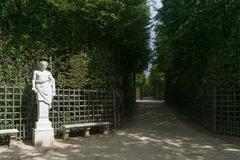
[0,129,19,135]
[62,122,110,129]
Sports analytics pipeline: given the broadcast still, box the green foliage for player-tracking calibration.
[0,0,151,115]
[0,0,150,90]
[87,48,121,87]
[141,76,151,94]
[149,64,165,99]
[156,0,240,101]
[58,53,89,88]
[149,65,165,87]
[136,73,146,87]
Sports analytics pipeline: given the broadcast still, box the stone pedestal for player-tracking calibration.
[32,101,54,146]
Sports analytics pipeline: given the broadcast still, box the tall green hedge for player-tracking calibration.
[0,0,150,89]
[156,0,240,102]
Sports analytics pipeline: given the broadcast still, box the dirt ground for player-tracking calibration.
[1,101,240,160]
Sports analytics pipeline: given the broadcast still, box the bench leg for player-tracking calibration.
[63,129,70,140]
[8,134,17,148]
[84,128,90,137]
[103,125,110,135]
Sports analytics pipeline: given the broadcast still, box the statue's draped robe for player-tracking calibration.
[35,70,55,108]
[36,81,53,105]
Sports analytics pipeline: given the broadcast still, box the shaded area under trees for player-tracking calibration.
[155,0,240,136]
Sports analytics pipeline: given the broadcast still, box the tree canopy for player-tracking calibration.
[155,0,240,101]
[0,0,150,89]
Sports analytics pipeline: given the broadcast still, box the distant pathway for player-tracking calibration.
[1,101,240,160]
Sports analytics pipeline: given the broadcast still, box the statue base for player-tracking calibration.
[32,121,54,146]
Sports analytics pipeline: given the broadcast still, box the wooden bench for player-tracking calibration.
[0,129,19,147]
[62,122,110,140]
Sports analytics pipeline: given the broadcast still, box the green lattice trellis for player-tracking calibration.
[0,86,121,139]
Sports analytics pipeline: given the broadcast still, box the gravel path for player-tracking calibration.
[1,101,240,160]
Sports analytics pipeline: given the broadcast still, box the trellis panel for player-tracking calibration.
[0,86,121,139]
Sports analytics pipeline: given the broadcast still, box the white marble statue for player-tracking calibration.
[32,61,55,146]
[32,61,56,108]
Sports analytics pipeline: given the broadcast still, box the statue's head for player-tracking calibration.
[39,61,48,71]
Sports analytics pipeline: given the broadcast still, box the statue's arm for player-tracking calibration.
[49,73,56,96]
[32,71,37,92]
